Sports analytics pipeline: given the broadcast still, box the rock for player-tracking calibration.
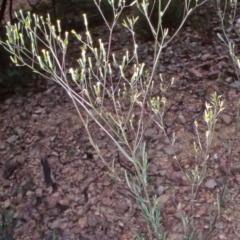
[32,114,39,120]
[157,194,169,207]
[87,216,98,228]
[3,161,18,179]
[114,202,129,215]
[4,199,11,208]
[0,141,5,150]
[5,98,13,105]
[187,67,202,80]
[28,219,37,229]
[14,127,25,138]
[219,114,232,124]
[50,218,68,229]
[61,166,72,174]
[78,216,88,229]
[58,197,70,207]
[77,204,90,216]
[201,53,210,61]
[148,164,159,175]
[156,186,165,196]
[208,71,219,80]
[89,196,100,205]
[177,114,187,124]
[35,188,43,198]
[59,222,69,230]
[102,197,111,206]
[73,169,85,182]
[3,180,11,187]
[35,107,46,114]
[6,135,18,144]
[32,229,41,239]
[20,112,27,119]
[163,145,175,156]
[144,128,158,140]
[31,211,41,222]
[205,178,217,189]
[22,180,35,191]
[80,176,98,194]
[13,221,27,236]
[103,181,111,187]
[165,233,183,240]
[235,18,240,28]
[225,69,237,78]
[44,196,59,209]
[166,171,186,185]
[16,191,23,204]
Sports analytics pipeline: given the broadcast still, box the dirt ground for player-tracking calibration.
[1,1,240,240]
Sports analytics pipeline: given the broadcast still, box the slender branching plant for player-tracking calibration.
[0,0,226,239]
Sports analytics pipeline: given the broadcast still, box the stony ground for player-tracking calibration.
[1,1,240,240]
